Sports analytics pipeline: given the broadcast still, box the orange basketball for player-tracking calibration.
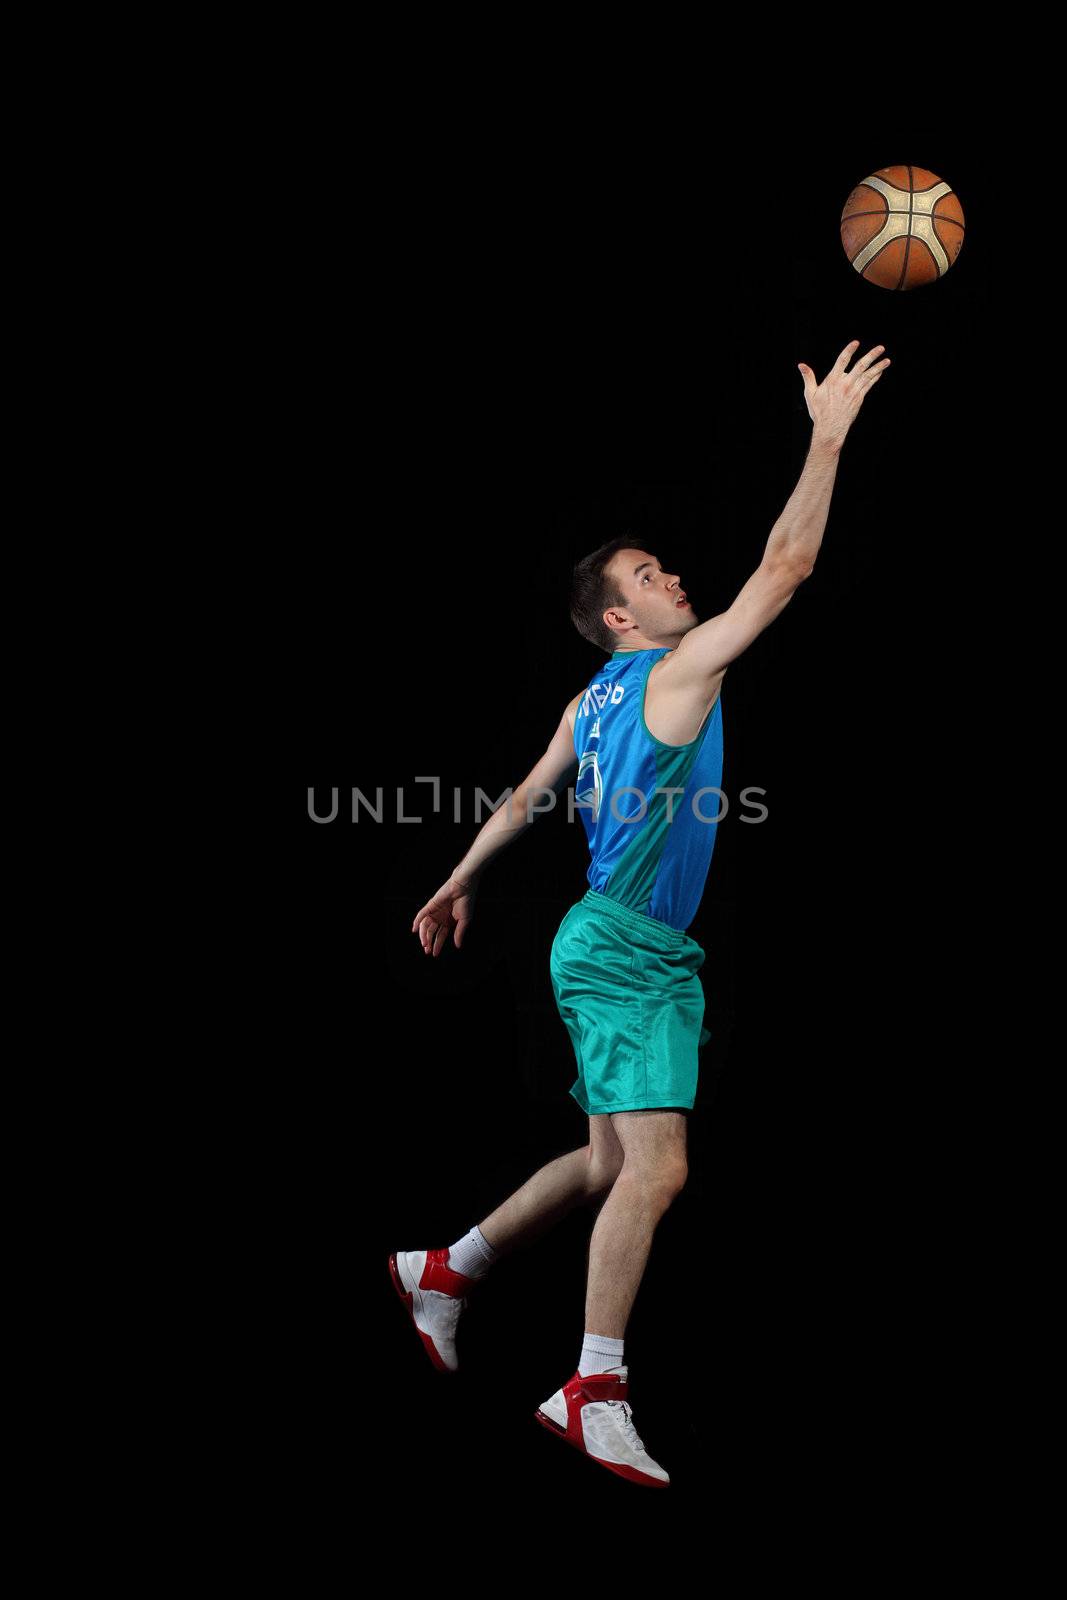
[841,164,965,290]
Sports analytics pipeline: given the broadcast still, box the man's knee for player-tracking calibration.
[656,1157,688,1203]
[619,1153,688,1204]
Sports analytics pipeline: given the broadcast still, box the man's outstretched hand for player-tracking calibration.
[411,873,479,957]
[798,339,891,451]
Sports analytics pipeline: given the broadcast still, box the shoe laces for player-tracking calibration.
[436,1291,466,1329]
[608,1398,646,1454]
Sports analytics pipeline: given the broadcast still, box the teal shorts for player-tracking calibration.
[549,889,712,1116]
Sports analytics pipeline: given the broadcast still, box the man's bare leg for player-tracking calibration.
[584,1110,688,1337]
[476,1115,626,1258]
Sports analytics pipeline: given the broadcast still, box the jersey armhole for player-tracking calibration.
[639,652,720,752]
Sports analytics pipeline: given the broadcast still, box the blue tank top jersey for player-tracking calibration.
[572,647,724,933]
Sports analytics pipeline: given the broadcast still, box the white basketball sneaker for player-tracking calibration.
[387,1247,478,1373]
[534,1365,670,1487]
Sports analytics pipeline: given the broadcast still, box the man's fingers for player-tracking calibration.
[412,904,463,954]
[852,344,887,375]
[859,359,891,389]
[833,339,861,374]
[797,362,817,400]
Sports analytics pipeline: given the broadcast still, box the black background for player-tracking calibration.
[284,136,1010,1526]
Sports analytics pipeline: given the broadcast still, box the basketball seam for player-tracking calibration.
[895,165,915,290]
[842,209,963,230]
[907,237,939,270]
[844,180,953,196]
[874,167,949,194]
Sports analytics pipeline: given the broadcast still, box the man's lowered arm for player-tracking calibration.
[451,698,581,887]
[411,695,582,957]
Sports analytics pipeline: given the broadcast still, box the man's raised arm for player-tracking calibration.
[672,339,891,688]
[411,695,582,957]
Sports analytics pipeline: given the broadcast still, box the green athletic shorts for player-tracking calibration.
[549,889,712,1116]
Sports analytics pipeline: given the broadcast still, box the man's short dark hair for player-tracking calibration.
[570,535,640,655]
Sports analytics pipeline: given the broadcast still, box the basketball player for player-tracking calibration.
[391,340,890,1487]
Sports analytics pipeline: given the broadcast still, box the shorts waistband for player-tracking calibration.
[580,889,687,946]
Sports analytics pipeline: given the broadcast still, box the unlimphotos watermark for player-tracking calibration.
[307,782,768,825]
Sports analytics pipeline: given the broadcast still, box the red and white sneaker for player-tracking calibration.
[534,1365,670,1487]
[387,1247,478,1372]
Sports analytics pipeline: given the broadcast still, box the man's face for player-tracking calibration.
[604,548,698,644]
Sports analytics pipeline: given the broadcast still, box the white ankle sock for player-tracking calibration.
[579,1332,625,1376]
[446,1225,498,1280]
